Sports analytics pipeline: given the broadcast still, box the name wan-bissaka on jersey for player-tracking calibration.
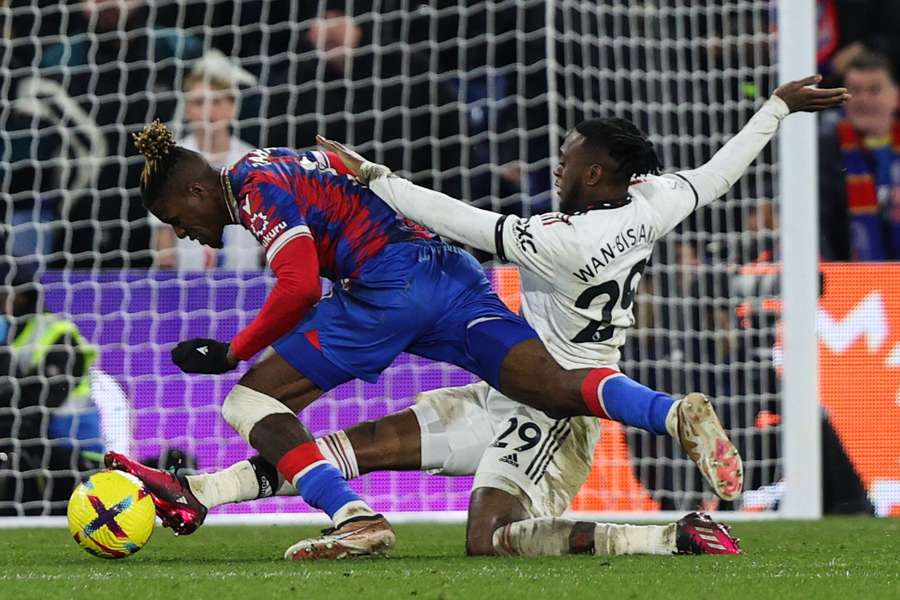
[572,223,657,282]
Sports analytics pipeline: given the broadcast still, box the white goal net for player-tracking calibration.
[1,0,799,521]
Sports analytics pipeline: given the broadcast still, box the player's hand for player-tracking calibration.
[171,338,238,374]
[316,135,365,175]
[316,135,391,183]
[773,75,850,113]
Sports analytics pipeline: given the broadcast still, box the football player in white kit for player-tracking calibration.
[301,75,846,557]
[108,76,845,559]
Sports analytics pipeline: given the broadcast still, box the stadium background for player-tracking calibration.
[1,0,897,522]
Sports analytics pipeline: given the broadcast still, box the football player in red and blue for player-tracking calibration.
[114,120,715,559]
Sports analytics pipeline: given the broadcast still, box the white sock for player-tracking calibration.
[493,518,677,557]
[493,517,574,556]
[665,398,682,438]
[332,500,377,527]
[594,523,676,556]
[274,480,297,496]
[186,460,262,510]
[183,430,362,513]
[316,431,361,480]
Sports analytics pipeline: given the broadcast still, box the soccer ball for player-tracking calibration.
[67,470,156,559]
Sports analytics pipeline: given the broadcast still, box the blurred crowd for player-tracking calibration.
[4,0,896,271]
[0,0,890,514]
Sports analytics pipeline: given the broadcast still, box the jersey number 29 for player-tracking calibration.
[571,259,647,343]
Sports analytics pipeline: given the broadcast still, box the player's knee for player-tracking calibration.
[512,364,581,420]
[535,390,576,420]
[538,403,570,421]
[465,513,513,556]
[465,533,496,556]
[466,518,503,556]
[221,384,294,442]
[466,488,528,556]
[541,371,584,419]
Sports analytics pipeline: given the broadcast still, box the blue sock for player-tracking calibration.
[601,375,674,435]
[295,463,363,519]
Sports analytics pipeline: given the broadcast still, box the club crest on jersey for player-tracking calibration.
[249,212,270,236]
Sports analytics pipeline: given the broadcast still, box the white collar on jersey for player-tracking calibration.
[574,194,632,214]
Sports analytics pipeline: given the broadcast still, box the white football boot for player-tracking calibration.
[667,393,744,501]
[284,514,396,560]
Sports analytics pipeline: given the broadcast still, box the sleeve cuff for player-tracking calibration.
[360,161,392,184]
[494,215,510,263]
[266,225,312,264]
[766,95,791,119]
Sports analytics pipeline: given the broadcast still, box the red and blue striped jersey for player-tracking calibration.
[224,147,434,279]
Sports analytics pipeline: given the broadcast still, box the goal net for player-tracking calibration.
[1,0,835,522]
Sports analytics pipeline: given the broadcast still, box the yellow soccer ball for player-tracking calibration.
[67,470,156,559]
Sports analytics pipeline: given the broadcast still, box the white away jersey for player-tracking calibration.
[495,173,700,369]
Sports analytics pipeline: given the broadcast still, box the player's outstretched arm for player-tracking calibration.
[676,74,849,209]
[317,135,502,254]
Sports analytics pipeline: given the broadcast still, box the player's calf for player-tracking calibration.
[493,518,677,556]
[492,515,741,556]
[223,380,384,534]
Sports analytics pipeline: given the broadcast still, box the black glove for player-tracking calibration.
[171,339,235,374]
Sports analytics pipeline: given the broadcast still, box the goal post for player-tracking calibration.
[776,0,822,520]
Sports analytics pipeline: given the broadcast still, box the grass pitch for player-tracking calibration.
[2,518,897,600]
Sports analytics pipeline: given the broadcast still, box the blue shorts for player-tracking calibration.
[272,240,538,391]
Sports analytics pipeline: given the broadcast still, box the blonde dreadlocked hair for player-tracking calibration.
[133,119,205,207]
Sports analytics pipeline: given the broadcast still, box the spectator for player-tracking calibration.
[0,268,100,515]
[0,91,65,272]
[265,3,462,198]
[37,0,202,268]
[818,0,900,84]
[153,52,263,271]
[0,2,77,272]
[820,51,900,261]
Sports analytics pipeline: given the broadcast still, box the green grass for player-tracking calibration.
[2,518,898,600]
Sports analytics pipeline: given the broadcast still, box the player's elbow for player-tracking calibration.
[284,280,321,314]
[298,287,321,310]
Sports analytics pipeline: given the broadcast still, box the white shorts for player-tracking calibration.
[411,382,601,518]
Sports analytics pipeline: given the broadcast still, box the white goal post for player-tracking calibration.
[776,0,822,520]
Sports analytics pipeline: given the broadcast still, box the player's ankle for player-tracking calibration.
[183,474,213,509]
[333,500,377,527]
[185,459,261,509]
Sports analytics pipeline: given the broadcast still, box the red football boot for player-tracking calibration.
[104,451,208,535]
[675,512,742,555]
